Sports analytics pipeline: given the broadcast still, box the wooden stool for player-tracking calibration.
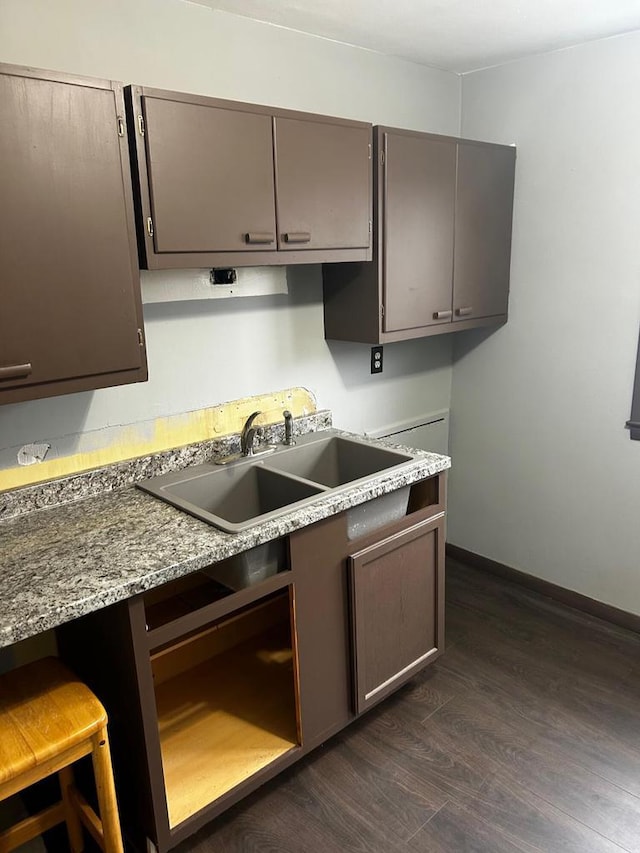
[0,657,123,853]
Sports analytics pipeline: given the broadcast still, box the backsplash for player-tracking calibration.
[0,410,332,522]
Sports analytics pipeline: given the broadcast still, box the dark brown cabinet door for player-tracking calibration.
[383,131,456,333]
[142,97,277,253]
[129,87,372,268]
[274,117,371,252]
[322,127,516,345]
[349,514,445,714]
[290,514,353,747]
[453,141,516,321]
[0,65,146,404]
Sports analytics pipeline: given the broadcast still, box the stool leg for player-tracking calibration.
[90,727,124,853]
[59,765,85,853]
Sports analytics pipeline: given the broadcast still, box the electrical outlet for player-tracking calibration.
[210,267,237,285]
[371,345,383,374]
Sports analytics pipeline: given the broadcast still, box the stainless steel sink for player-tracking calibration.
[136,430,414,533]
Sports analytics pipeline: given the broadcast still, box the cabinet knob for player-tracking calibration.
[0,363,32,381]
[455,306,473,317]
[433,310,452,320]
[245,232,275,245]
[282,232,311,244]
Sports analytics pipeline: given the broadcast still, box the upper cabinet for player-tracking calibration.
[322,126,516,344]
[382,132,457,335]
[126,87,373,269]
[140,98,276,255]
[0,64,147,405]
[452,140,515,322]
[274,116,371,253]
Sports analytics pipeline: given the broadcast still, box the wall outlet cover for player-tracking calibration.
[371,346,383,374]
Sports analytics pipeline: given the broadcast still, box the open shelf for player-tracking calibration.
[144,540,289,633]
[407,475,441,515]
[150,591,299,828]
[144,572,233,631]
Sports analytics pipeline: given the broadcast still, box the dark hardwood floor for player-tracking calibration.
[175,557,640,852]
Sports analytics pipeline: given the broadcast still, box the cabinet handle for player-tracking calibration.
[433,310,452,320]
[0,363,32,381]
[245,232,275,244]
[455,306,473,317]
[283,232,311,244]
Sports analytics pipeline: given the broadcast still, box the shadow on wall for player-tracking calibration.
[142,264,324,382]
[144,263,455,395]
[326,335,454,391]
[452,325,501,362]
[141,263,321,323]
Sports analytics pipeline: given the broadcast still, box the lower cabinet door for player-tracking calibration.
[349,513,445,714]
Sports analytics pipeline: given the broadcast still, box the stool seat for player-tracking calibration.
[0,657,106,786]
[0,657,123,853]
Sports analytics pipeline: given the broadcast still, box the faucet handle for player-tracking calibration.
[283,410,296,446]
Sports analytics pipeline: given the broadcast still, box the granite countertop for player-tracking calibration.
[0,427,450,648]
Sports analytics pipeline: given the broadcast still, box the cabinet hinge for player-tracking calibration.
[137,328,145,347]
[137,114,145,136]
[117,116,125,137]
[368,142,372,160]
[146,217,154,238]
[380,304,385,319]
[380,150,385,165]
[368,219,372,234]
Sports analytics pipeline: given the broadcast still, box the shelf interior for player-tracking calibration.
[151,592,299,828]
[144,539,288,631]
[407,475,440,514]
[144,571,233,631]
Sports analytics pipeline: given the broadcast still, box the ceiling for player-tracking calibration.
[189,0,640,73]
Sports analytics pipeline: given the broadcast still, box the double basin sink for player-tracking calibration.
[137,430,415,533]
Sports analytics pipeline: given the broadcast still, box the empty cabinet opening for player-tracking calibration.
[407,476,440,515]
[346,475,442,542]
[150,589,300,828]
[144,540,289,631]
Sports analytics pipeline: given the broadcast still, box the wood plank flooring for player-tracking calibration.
[174,557,640,852]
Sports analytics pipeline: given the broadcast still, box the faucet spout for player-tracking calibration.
[241,411,261,456]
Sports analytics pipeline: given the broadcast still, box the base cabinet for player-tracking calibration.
[289,512,353,749]
[349,514,445,713]
[150,590,300,831]
[58,474,445,852]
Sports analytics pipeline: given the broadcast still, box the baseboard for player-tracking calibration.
[446,544,640,636]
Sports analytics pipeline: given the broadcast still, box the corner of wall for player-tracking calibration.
[457,71,464,136]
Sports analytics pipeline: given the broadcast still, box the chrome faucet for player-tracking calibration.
[283,410,296,445]
[240,411,261,456]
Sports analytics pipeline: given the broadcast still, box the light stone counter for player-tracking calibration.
[0,420,450,648]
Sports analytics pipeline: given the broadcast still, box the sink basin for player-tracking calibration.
[263,435,412,487]
[137,461,326,533]
[136,431,415,533]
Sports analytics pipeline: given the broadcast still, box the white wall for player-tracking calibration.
[448,32,640,614]
[0,0,460,452]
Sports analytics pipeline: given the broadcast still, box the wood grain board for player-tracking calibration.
[154,627,299,828]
